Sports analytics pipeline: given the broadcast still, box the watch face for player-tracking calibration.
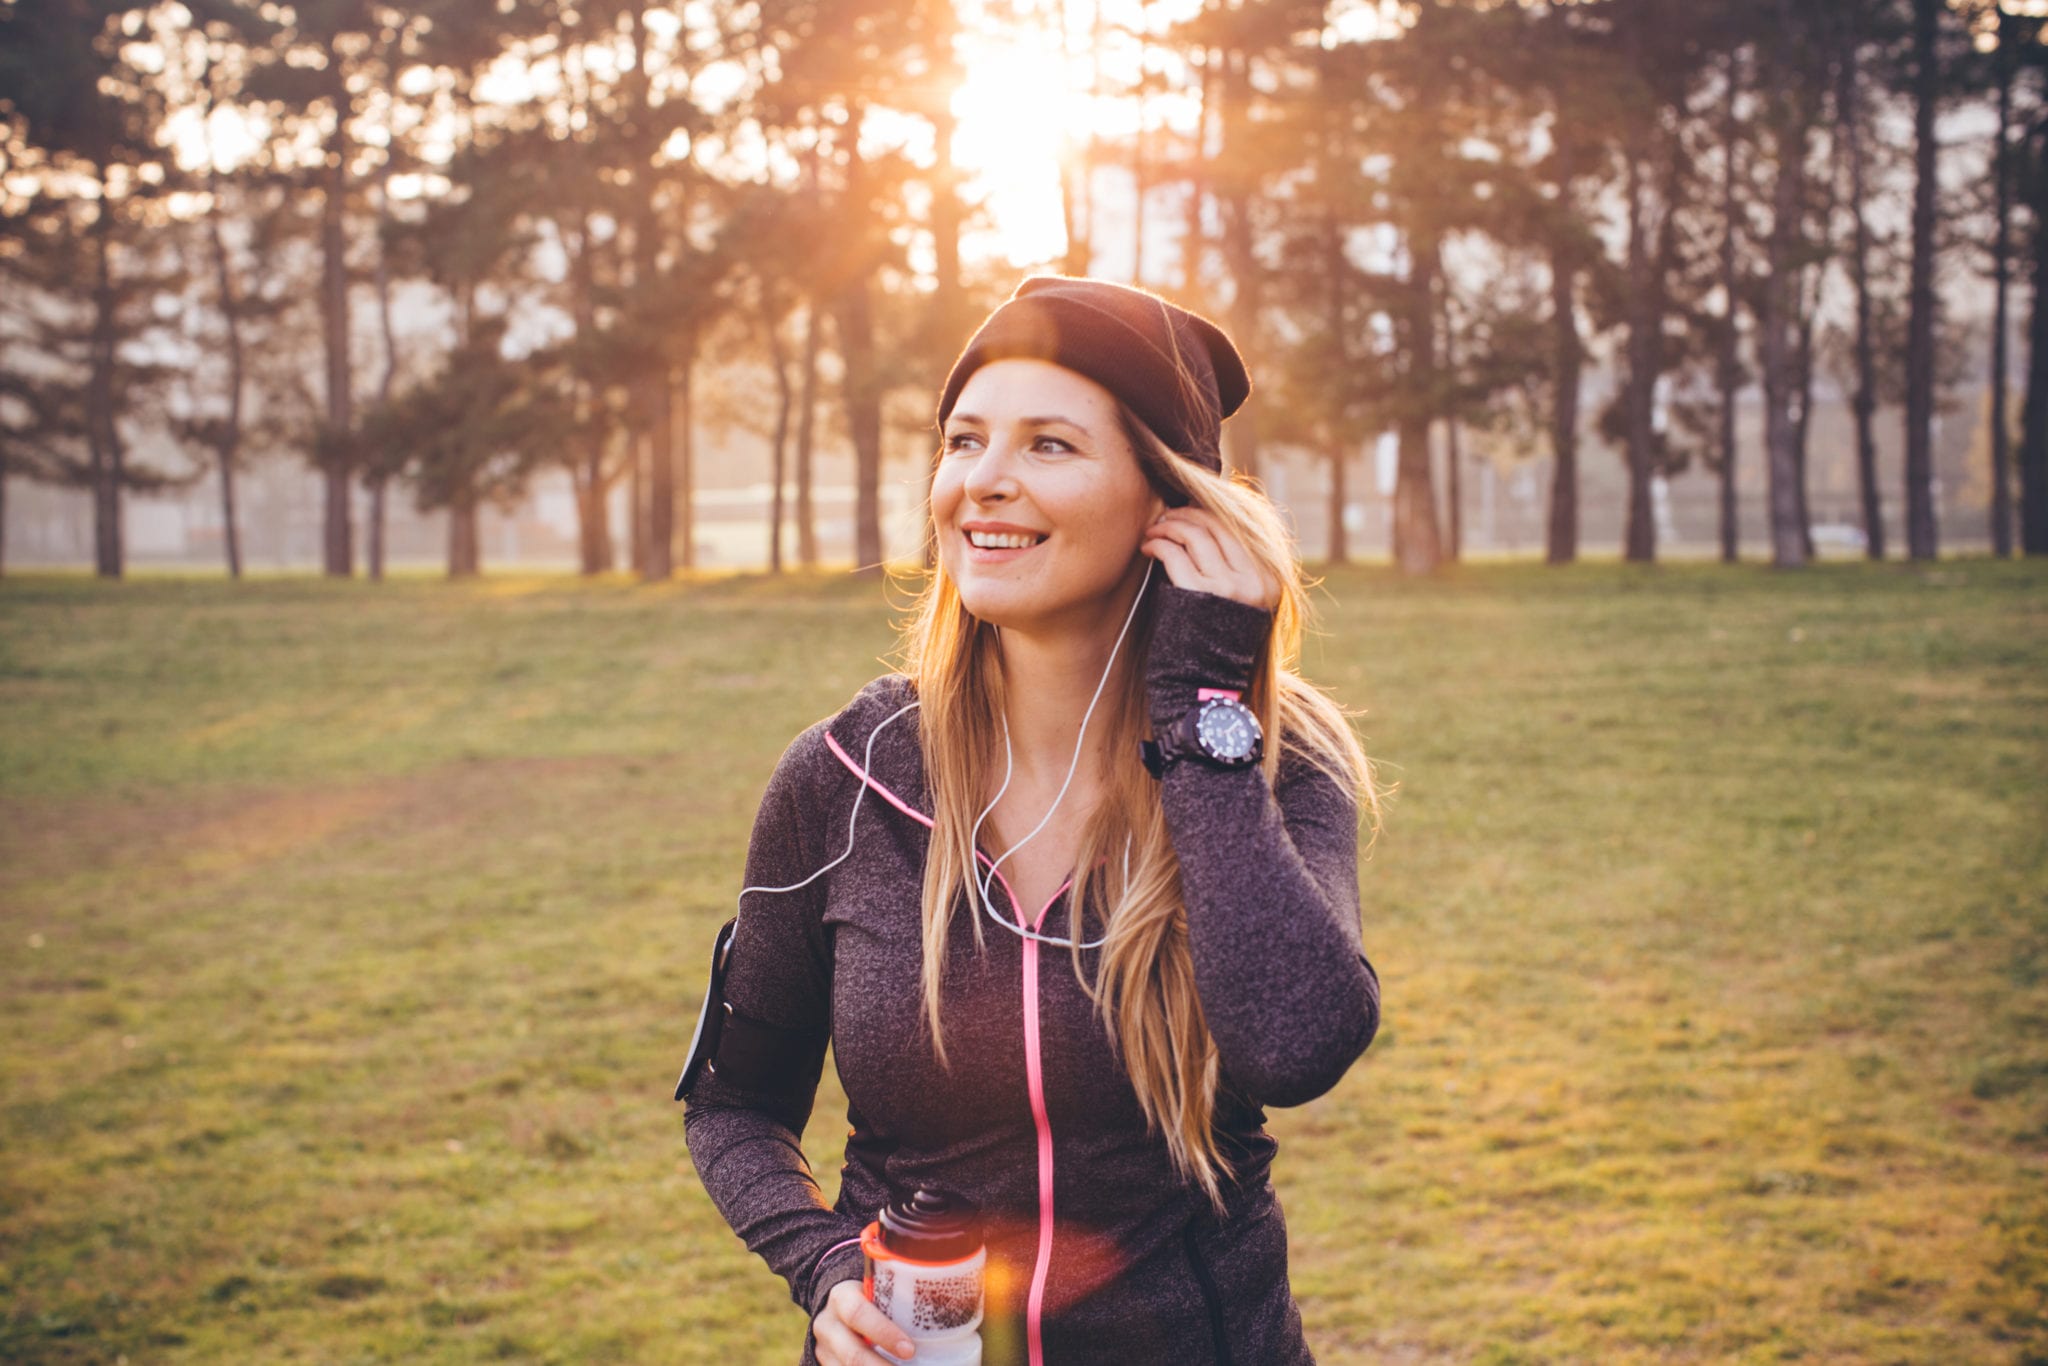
[1195,700,1261,761]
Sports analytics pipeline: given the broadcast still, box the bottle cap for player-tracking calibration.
[878,1189,982,1263]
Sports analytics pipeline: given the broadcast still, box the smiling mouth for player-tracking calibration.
[965,529,1049,550]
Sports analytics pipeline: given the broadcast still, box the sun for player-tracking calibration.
[949,21,1092,269]
[948,0,1213,274]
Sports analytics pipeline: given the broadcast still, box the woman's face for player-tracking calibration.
[933,359,1166,634]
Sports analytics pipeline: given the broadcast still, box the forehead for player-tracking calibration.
[949,358,1119,423]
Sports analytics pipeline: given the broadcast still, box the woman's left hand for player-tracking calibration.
[1141,508,1281,612]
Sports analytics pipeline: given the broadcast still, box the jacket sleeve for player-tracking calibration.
[1145,582,1380,1108]
[680,725,871,1319]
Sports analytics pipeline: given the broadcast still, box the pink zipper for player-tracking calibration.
[1014,872,1062,1366]
[825,732,1073,1366]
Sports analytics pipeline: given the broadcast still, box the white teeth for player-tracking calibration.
[968,531,1043,550]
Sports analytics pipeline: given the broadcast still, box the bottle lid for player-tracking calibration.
[878,1188,982,1263]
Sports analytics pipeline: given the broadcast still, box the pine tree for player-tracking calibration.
[0,0,190,578]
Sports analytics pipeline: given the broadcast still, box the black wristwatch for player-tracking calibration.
[1141,688,1264,778]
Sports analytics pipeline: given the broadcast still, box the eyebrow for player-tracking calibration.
[946,412,1094,437]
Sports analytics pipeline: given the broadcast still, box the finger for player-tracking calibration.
[814,1314,900,1366]
[1146,528,1253,602]
[1176,518,1244,579]
[1163,508,1255,578]
[1142,534,1203,588]
[1148,518,1227,581]
[847,1300,914,1359]
[827,1284,916,1362]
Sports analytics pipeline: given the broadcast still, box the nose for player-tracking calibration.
[961,430,1024,507]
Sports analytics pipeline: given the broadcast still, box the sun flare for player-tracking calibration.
[949,25,1092,268]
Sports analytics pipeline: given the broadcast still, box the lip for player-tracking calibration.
[958,521,1050,563]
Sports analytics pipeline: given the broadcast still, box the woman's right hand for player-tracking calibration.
[813,1278,916,1365]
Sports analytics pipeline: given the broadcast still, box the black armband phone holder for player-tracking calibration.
[673,916,822,1102]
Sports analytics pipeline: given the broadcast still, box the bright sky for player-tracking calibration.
[948,0,1388,265]
[151,0,1396,270]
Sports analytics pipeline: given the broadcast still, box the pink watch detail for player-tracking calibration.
[1196,687,1241,701]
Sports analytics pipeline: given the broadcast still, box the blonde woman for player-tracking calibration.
[680,276,1386,1366]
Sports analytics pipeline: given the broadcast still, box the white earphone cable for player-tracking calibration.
[967,559,1154,949]
[741,560,1156,953]
[736,697,922,913]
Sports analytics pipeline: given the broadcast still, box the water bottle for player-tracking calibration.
[860,1189,985,1366]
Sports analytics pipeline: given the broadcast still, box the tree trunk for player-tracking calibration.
[206,163,245,581]
[1219,47,1262,484]
[88,168,123,580]
[627,427,648,576]
[1432,250,1461,564]
[1183,46,1211,295]
[646,383,675,581]
[447,490,479,578]
[1321,155,1349,560]
[1793,53,1843,566]
[1326,434,1347,565]
[765,303,793,574]
[796,296,821,569]
[369,179,400,583]
[1393,418,1440,575]
[1903,0,1941,560]
[2018,114,2048,555]
[441,282,483,579]
[834,107,887,577]
[1621,149,1658,564]
[321,35,355,578]
[1442,420,1463,563]
[576,453,613,574]
[1761,69,1810,569]
[1717,45,1742,565]
[1990,12,2016,558]
[1792,281,1819,561]
[835,279,886,575]
[676,354,696,572]
[566,212,611,575]
[628,6,669,585]
[365,477,385,578]
[1221,376,1263,484]
[1061,152,1092,279]
[1547,235,1581,566]
[1394,235,1444,576]
[1840,38,1886,561]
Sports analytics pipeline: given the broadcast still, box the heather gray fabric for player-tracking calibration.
[680,583,1379,1365]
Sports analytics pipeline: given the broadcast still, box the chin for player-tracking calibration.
[954,579,1044,629]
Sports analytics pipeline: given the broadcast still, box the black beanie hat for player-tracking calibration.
[935,276,1252,472]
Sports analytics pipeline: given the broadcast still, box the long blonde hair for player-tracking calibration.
[894,375,1390,1213]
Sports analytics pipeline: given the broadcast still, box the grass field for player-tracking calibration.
[1,559,2044,1365]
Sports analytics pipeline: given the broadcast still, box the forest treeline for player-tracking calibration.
[3,0,2047,580]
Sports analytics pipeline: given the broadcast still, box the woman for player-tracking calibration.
[680,275,1387,1365]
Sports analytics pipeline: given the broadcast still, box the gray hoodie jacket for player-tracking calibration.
[679,583,1380,1365]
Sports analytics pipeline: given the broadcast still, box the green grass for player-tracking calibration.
[1,558,2044,1364]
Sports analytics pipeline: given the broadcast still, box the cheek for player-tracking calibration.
[929,463,963,522]
[1049,486,1147,578]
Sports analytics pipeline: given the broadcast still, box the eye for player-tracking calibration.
[941,431,1072,456]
